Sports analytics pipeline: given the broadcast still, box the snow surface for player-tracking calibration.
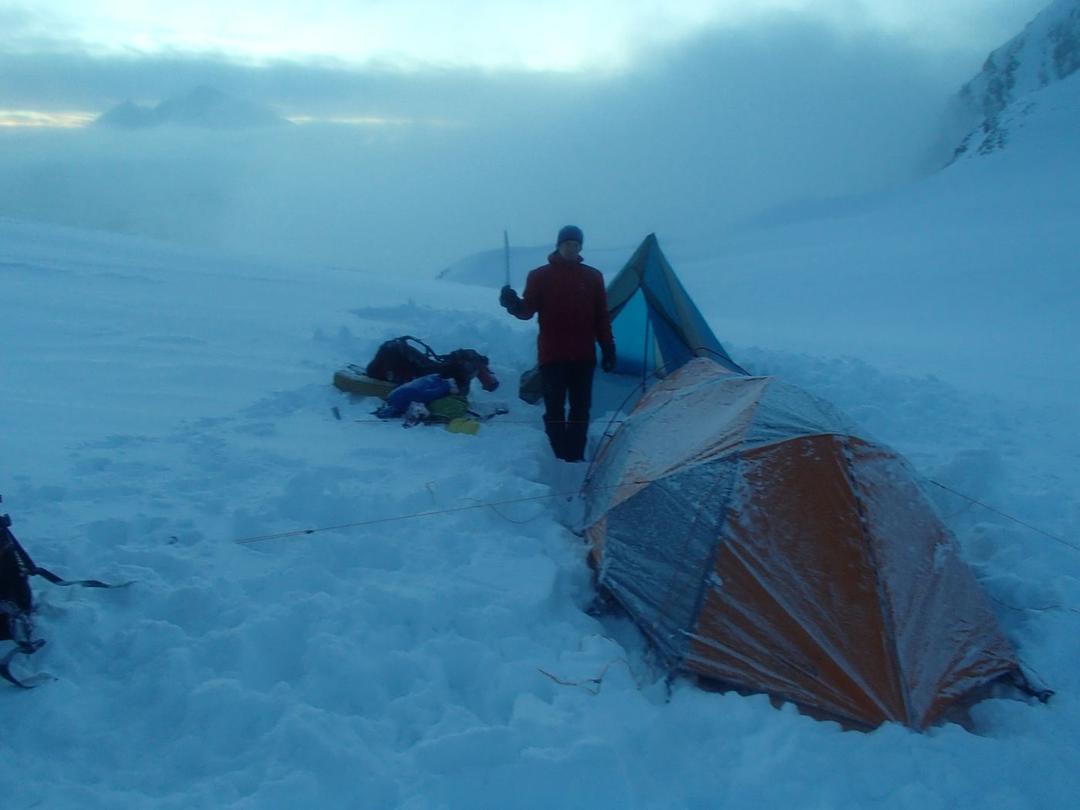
[3,37,1080,810]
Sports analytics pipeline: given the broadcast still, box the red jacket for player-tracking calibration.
[514,252,614,366]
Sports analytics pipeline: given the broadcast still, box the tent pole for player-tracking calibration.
[642,311,651,389]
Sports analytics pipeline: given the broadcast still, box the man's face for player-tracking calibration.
[557,240,582,261]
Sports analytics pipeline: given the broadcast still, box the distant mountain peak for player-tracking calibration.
[96,86,287,130]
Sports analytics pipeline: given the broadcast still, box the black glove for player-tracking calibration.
[499,285,521,312]
[600,342,616,373]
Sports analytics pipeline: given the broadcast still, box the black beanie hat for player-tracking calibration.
[557,225,583,246]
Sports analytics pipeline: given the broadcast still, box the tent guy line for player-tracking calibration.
[537,658,636,695]
[987,593,1080,617]
[232,481,651,546]
[230,473,1072,555]
[927,479,1080,552]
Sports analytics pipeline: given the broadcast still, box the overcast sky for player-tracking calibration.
[1,0,1051,122]
[0,1,1056,273]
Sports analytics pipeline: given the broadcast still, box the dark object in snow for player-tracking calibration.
[361,335,498,395]
[1,497,129,688]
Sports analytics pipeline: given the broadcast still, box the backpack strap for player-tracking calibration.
[0,633,45,689]
[0,529,46,688]
[3,524,120,591]
[401,336,448,364]
[1,521,131,689]
[23,563,118,591]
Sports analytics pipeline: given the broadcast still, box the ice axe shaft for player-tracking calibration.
[503,230,511,287]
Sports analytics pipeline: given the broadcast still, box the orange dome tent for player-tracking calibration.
[582,357,1039,729]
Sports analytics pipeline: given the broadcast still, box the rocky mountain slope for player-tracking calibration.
[951,0,1079,159]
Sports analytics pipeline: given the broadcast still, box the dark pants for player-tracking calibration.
[540,361,595,462]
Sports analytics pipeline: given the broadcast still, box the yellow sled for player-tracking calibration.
[332,366,398,398]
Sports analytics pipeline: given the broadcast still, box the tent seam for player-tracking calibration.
[840,437,914,726]
[664,461,738,669]
[719,526,898,721]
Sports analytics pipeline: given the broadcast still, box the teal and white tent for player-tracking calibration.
[520,233,745,407]
[605,233,745,383]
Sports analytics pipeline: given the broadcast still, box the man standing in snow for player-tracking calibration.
[499,225,615,462]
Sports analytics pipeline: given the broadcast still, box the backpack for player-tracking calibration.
[441,349,500,395]
[365,336,444,385]
[365,336,499,395]
[1,502,123,688]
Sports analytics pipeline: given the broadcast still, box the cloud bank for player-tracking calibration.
[0,14,997,274]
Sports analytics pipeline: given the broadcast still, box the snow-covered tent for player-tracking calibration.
[582,357,1035,730]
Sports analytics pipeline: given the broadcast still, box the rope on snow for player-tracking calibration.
[233,476,1078,570]
[927,479,1080,554]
